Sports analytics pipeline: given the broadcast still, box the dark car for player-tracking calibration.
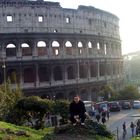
[122,101,131,109]
[108,101,121,112]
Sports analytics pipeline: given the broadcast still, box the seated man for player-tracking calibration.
[69,95,86,125]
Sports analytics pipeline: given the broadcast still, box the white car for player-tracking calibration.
[133,100,140,109]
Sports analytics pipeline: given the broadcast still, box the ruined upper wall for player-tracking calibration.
[0,0,120,39]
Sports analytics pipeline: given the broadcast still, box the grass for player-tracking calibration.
[132,136,140,140]
[0,121,113,140]
[0,121,53,140]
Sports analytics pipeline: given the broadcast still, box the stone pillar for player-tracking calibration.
[19,62,23,86]
[35,63,39,87]
[17,42,22,58]
[87,60,91,80]
[1,43,6,59]
[32,41,37,58]
[97,61,100,79]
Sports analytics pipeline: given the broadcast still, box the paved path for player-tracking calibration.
[106,109,140,140]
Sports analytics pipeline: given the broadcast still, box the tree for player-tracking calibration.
[0,79,22,119]
[99,85,116,101]
[118,85,140,100]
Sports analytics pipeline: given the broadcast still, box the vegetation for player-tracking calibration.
[0,121,53,140]
[45,120,113,140]
[0,80,22,120]
[99,85,117,101]
[117,85,140,100]
[6,96,70,129]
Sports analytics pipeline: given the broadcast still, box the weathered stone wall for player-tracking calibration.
[0,0,119,39]
[0,0,123,100]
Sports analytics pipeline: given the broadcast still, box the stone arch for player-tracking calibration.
[37,41,47,56]
[21,43,32,56]
[6,43,16,57]
[104,43,107,55]
[79,64,87,79]
[55,92,65,100]
[65,41,72,55]
[77,41,83,55]
[97,42,100,50]
[38,66,49,82]
[53,66,63,81]
[91,88,98,101]
[52,40,60,56]
[23,67,34,83]
[7,68,18,83]
[67,65,75,80]
[99,62,105,76]
[69,91,77,100]
[80,89,88,100]
[90,62,98,77]
[88,41,93,55]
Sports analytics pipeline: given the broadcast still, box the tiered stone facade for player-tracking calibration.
[0,0,123,100]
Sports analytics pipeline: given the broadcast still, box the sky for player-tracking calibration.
[46,0,140,54]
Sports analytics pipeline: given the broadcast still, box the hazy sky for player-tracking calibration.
[47,0,140,54]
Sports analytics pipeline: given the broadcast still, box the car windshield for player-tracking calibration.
[134,102,140,104]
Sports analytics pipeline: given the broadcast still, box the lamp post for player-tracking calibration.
[2,60,6,93]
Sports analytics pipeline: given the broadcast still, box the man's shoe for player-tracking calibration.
[81,123,85,125]
[73,123,76,126]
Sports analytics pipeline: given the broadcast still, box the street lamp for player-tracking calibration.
[2,60,6,93]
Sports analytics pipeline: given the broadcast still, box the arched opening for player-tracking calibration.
[88,41,93,55]
[99,62,105,76]
[80,89,88,100]
[6,44,16,57]
[52,41,60,56]
[90,62,98,77]
[69,91,77,100]
[21,43,32,56]
[78,41,83,55]
[91,88,98,101]
[55,92,65,100]
[79,64,87,79]
[24,68,34,83]
[65,41,72,55]
[39,67,49,82]
[53,66,63,81]
[97,42,100,50]
[67,66,75,80]
[7,69,18,83]
[37,41,47,56]
[104,43,107,55]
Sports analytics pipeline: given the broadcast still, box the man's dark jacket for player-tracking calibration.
[70,100,86,115]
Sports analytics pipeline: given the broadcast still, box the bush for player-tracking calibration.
[52,100,70,124]
[6,97,70,129]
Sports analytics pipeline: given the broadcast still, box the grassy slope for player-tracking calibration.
[0,121,113,140]
[0,121,53,140]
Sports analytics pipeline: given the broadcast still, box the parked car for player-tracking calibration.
[133,100,140,109]
[122,101,131,109]
[84,101,95,116]
[108,101,121,112]
[95,101,109,113]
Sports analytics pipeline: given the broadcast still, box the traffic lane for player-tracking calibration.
[106,109,140,139]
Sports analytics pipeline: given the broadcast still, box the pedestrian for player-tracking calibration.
[69,95,86,126]
[130,122,135,137]
[95,111,100,123]
[106,110,110,120]
[101,116,106,124]
[122,122,127,138]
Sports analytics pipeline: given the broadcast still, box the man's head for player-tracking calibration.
[74,96,80,103]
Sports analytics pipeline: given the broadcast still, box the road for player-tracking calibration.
[106,109,140,140]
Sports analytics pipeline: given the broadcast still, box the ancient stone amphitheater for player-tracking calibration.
[0,0,123,100]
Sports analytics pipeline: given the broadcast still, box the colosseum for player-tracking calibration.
[0,0,123,100]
